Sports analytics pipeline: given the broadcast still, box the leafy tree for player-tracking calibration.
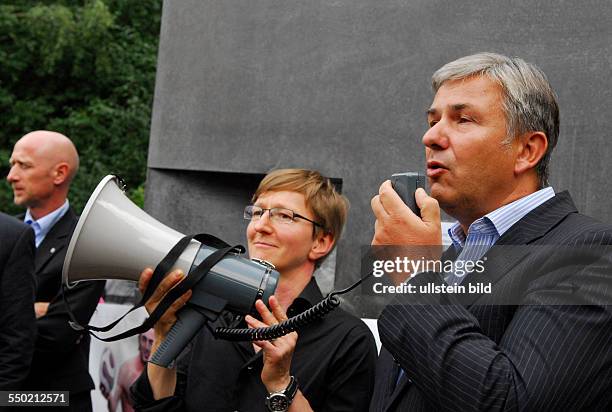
[0,0,161,214]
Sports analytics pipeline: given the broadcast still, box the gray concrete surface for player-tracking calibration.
[146,0,612,317]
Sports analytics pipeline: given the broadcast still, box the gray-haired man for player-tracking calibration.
[370,53,612,411]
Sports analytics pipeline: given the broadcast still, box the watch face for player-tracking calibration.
[268,394,289,411]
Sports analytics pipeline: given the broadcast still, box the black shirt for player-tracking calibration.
[131,278,378,411]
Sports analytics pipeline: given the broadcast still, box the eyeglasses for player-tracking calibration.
[244,205,324,228]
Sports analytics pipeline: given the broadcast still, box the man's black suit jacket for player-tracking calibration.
[22,208,105,395]
[370,191,612,411]
[0,213,36,390]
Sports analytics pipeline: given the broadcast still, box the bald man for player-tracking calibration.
[7,130,105,412]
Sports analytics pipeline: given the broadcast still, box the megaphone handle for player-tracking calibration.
[149,306,206,367]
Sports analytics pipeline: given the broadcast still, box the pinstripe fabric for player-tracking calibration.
[448,187,555,249]
[370,191,612,411]
[445,187,555,285]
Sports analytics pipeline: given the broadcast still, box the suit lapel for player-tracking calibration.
[457,191,578,307]
[35,208,77,274]
[495,191,578,246]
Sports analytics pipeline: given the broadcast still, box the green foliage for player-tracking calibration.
[0,0,161,214]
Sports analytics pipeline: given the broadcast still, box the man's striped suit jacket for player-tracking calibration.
[370,191,612,411]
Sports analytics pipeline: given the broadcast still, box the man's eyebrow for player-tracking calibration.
[426,103,471,116]
[9,158,30,165]
[451,103,470,111]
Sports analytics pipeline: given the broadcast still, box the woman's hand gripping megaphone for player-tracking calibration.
[138,268,192,352]
[137,268,192,399]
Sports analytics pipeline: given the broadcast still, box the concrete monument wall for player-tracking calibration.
[145,0,612,317]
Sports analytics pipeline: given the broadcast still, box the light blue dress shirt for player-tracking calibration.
[24,200,70,248]
[445,187,555,284]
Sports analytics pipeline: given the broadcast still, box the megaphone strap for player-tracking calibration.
[64,234,197,335]
[143,233,239,307]
[194,233,236,249]
[138,244,241,336]
[141,235,198,305]
[62,233,244,342]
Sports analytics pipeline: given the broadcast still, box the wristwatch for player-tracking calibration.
[265,376,298,412]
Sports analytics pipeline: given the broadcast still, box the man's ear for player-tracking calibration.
[53,162,70,185]
[308,232,334,262]
[514,131,548,175]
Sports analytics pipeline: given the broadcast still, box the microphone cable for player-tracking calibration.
[213,271,372,341]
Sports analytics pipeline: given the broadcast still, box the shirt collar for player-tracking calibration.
[287,277,324,317]
[25,200,70,241]
[448,187,555,248]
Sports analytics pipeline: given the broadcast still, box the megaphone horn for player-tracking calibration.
[62,175,279,316]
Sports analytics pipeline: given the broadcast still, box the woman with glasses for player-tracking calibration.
[132,169,377,412]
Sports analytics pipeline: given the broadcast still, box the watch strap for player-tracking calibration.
[284,375,298,400]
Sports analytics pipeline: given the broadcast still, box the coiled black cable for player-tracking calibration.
[213,271,371,341]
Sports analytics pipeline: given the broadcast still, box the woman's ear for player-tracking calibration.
[308,232,334,262]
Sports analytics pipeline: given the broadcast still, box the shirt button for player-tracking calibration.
[247,366,253,371]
